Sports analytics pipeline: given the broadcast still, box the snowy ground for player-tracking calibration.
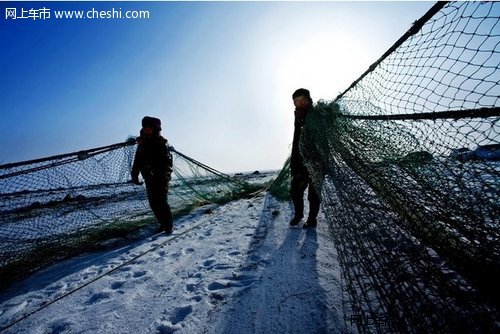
[0,192,355,333]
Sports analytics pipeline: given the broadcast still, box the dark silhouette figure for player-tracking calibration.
[131,116,174,234]
[289,89,321,228]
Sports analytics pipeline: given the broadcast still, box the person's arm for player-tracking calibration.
[166,141,173,172]
[131,145,143,185]
[300,107,328,177]
[163,139,173,182]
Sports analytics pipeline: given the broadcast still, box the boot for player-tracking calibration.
[302,217,317,229]
[289,215,303,226]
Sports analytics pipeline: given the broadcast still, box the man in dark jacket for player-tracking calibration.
[131,116,174,234]
[289,88,321,228]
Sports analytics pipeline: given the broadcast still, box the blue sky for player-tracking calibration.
[0,1,433,173]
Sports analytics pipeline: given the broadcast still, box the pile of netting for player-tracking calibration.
[0,139,264,288]
[271,1,499,333]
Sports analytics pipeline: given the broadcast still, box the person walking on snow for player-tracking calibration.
[131,116,174,234]
[289,88,321,228]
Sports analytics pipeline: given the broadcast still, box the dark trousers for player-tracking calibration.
[145,177,173,231]
[290,172,320,219]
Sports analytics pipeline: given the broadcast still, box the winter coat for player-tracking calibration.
[131,134,173,182]
[290,107,312,176]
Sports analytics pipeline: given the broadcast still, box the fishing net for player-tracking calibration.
[271,1,499,332]
[0,140,263,288]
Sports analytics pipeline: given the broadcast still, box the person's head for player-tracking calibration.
[141,116,162,136]
[292,88,313,110]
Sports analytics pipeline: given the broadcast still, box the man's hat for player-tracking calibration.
[292,88,313,104]
[142,116,162,131]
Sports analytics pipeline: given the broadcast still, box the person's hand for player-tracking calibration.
[131,173,143,185]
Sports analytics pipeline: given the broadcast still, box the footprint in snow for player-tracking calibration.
[111,281,126,290]
[48,318,74,334]
[185,283,197,293]
[184,248,195,254]
[192,272,203,279]
[169,305,193,325]
[210,292,225,303]
[192,295,202,302]
[133,270,148,278]
[29,293,46,301]
[213,263,234,270]
[157,323,180,334]
[3,300,28,315]
[207,281,228,291]
[45,282,66,292]
[171,252,182,259]
[85,291,111,305]
[203,259,216,268]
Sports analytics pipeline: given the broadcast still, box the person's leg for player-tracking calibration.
[304,181,320,227]
[159,198,173,233]
[146,179,173,232]
[290,174,308,225]
[156,179,173,233]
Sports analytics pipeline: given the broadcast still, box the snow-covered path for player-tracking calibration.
[0,193,354,333]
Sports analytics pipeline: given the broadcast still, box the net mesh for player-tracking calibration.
[272,1,499,332]
[0,140,263,287]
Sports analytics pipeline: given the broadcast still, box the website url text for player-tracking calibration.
[5,7,150,21]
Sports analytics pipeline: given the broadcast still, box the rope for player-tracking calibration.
[339,107,500,121]
[170,148,248,186]
[0,140,136,171]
